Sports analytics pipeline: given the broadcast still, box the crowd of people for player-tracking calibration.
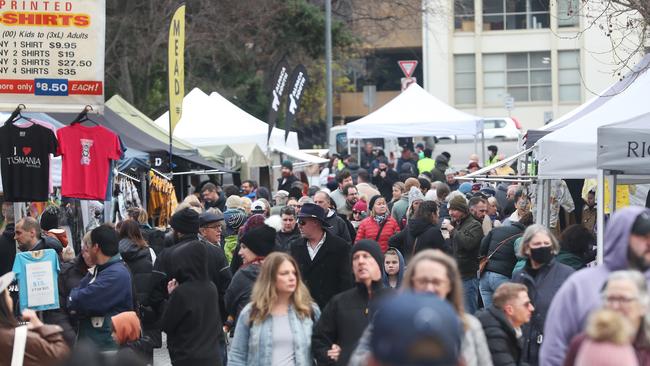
[1,142,649,366]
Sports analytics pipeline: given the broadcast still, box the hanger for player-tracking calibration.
[4,104,29,125]
[70,105,99,126]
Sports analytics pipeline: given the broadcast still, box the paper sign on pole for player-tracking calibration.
[398,60,418,78]
[168,4,185,135]
[0,1,106,113]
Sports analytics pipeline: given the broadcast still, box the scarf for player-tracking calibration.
[374,214,386,225]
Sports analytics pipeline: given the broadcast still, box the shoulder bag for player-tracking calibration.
[478,233,522,277]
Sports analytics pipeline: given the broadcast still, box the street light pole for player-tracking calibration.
[325,0,333,149]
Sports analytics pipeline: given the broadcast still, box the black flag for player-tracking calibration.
[284,64,308,143]
[266,60,290,144]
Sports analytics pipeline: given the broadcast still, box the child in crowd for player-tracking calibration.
[382,248,405,289]
[111,311,153,365]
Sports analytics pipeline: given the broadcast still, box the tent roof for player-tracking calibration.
[597,111,650,175]
[200,143,270,168]
[536,57,650,179]
[270,145,329,166]
[346,84,483,139]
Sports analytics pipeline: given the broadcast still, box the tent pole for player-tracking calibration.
[473,134,477,157]
[534,179,544,225]
[481,131,485,166]
[608,172,616,214]
[597,169,605,265]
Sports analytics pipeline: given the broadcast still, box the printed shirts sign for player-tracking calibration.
[12,249,60,312]
[0,122,58,202]
[0,1,105,113]
[57,124,121,200]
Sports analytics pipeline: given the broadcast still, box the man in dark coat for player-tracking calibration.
[371,159,399,202]
[277,160,299,193]
[476,282,534,366]
[431,154,450,183]
[447,195,484,314]
[290,203,353,309]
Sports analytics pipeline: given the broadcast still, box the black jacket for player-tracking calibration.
[119,239,156,329]
[325,211,352,243]
[512,259,574,365]
[479,222,525,277]
[476,306,525,366]
[278,174,299,193]
[199,237,232,323]
[0,223,15,276]
[290,232,353,309]
[161,241,222,366]
[224,263,260,321]
[275,226,301,253]
[371,169,399,202]
[451,214,484,279]
[312,282,393,366]
[389,217,448,261]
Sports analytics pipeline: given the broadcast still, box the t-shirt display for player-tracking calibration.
[0,122,58,202]
[12,249,60,312]
[57,124,122,200]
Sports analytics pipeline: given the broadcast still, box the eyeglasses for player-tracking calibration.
[353,211,362,215]
[604,295,638,305]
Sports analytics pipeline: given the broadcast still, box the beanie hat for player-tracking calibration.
[632,212,650,236]
[224,209,247,231]
[226,195,243,210]
[353,239,384,272]
[353,200,368,213]
[111,311,141,345]
[40,206,60,231]
[369,195,383,212]
[282,160,294,170]
[448,195,469,214]
[240,224,276,257]
[441,151,451,160]
[458,182,473,195]
[408,187,425,207]
[170,208,200,235]
[435,154,449,165]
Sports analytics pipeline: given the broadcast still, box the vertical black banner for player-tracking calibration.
[266,60,290,144]
[284,64,309,143]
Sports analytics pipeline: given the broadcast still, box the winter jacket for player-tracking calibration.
[119,239,157,334]
[276,226,301,253]
[161,241,222,366]
[68,254,134,350]
[312,282,393,366]
[0,223,15,276]
[371,169,399,202]
[140,225,166,255]
[198,236,233,324]
[356,182,380,202]
[278,174,299,193]
[388,217,447,261]
[224,234,238,264]
[451,214,485,280]
[512,259,574,365]
[431,156,449,183]
[355,216,400,252]
[325,209,352,242]
[225,263,261,321]
[229,303,321,366]
[539,207,650,366]
[33,234,64,256]
[479,222,525,278]
[390,195,409,229]
[290,232,353,309]
[554,251,587,271]
[564,331,650,366]
[0,324,70,366]
[382,247,405,288]
[417,157,435,175]
[477,306,525,366]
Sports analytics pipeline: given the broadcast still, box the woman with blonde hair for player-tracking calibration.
[229,252,320,366]
[355,195,400,252]
[349,249,492,366]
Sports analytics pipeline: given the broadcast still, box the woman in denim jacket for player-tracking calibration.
[229,252,320,366]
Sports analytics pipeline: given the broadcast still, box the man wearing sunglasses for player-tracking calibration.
[290,203,353,309]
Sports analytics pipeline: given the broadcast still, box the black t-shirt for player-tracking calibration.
[0,122,58,202]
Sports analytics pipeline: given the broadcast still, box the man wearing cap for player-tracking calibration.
[541,207,650,366]
[446,195,484,314]
[486,145,499,166]
[198,211,232,324]
[278,160,299,193]
[270,190,290,216]
[290,203,352,309]
[312,239,392,366]
[431,154,450,184]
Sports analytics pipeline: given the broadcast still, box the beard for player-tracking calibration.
[628,248,650,272]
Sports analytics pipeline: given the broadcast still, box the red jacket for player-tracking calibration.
[355,216,400,252]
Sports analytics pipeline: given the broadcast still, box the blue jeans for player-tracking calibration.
[462,278,480,314]
[480,271,511,308]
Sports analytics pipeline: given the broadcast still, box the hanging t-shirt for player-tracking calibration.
[0,122,58,202]
[57,124,122,200]
[12,249,60,312]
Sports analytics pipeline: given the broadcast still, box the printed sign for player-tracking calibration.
[0,0,106,112]
[168,4,185,135]
[266,59,290,143]
[398,60,418,78]
[284,64,308,142]
[25,261,55,308]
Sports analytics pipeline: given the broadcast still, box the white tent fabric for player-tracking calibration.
[271,145,328,165]
[536,62,650,179]
[598,112,650,175]
[346,84,483,139]
[154,88,299,151]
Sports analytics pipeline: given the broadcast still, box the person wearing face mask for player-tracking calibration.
[511,224,574,365]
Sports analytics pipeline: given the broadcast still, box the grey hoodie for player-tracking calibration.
[539,206,650,366]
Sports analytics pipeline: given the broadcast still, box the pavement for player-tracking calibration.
[153,334,171,366]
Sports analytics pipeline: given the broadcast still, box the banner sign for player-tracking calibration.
[284,64,308,142]
[168,4,185,135]
[0,0,106,113]
[266,59,289,143]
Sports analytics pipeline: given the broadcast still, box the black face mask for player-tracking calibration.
[530,246,554,264]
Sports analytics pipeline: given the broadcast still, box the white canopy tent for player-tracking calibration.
[598,111,650,176]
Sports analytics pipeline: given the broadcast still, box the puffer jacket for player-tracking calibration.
[119,239,156,331]
[225,264,261,322]
[476,306,524,366]
[355,216,400,252]
[0,324,70,366]
[388,217,447,261]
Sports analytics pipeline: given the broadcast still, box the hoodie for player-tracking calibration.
[539,206,650,366]
[161,241,222,366]
[382,248,405,288]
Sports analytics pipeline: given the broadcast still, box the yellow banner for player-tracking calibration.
[168,4,185,134]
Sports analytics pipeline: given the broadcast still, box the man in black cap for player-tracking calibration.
[278,160,299,193]
[290,203,353,309]
[487,145,499,166]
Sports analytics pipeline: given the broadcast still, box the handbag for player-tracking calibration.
[478,233,522,277]
[11,325,28,366]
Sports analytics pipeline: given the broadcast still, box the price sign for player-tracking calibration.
[0,1,105,112]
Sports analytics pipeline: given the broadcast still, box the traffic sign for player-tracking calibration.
[401,77,417,91]
[398,60,418,78]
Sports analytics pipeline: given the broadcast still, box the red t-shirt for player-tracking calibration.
[56,124,121,200]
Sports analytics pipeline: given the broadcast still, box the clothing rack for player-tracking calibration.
[117,171,140,182]
[150,168,171,180]
[170,169,226,176]
[70,105,94,124]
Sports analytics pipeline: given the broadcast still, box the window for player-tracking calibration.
[559,50,580,101]
[557,0,579,27]
[454,54,476,104]
[483,51,551,104]
[482,0,550,30]
[455,0,475,31]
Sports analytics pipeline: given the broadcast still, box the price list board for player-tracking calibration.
[0,1,105,113]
